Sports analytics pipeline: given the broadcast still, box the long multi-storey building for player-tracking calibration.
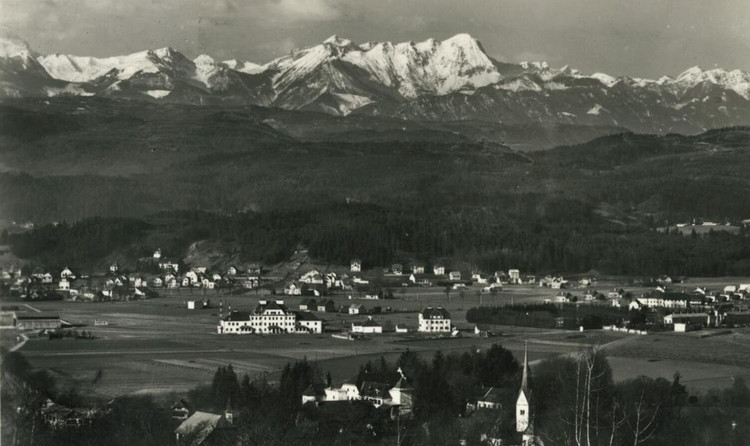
[217,299,322,334]
[418,307,451,332]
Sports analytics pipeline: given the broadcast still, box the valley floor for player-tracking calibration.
[5,278,750,402]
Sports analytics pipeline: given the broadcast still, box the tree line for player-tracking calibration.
[5,204,750,277]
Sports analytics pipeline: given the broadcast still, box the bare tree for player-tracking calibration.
[626,391,659,446]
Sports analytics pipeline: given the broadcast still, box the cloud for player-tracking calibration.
[264,0,342,22]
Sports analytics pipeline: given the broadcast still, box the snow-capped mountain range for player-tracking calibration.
[2,33,749,133]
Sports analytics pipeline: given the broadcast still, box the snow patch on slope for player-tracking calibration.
[144,89,170,99]
[587,104,607,115]
[222,59,264,74]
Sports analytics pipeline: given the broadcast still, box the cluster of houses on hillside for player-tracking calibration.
[349,259,537,285]
[39,398,105,430]
[0,249,281,302]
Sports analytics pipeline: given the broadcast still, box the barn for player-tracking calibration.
[14,312,61,330]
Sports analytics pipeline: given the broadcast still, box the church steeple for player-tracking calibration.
[521,340,529,391]
[516,341,532,434]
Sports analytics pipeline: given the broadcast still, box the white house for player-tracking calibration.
[628,299,644,310]
[418,307,451,332]
[284,282,302,296]
[350,259,362,273]
[295,311,323,333]
[58,278,70,291]
[60,267,74,279]
[412,264,425,274]
[476,387,502,410]
[395,324,409,334]
[449,271,461,281]
[184,271,199,285]
[472,273,488,284]
[508,269,521,284]
[433,265,445,276]
[158,261,179,273]
[324,387,349,401]
[153,249,162,260]
[41,273,54,284]
[352,317,382,334]
[349,304,364,315]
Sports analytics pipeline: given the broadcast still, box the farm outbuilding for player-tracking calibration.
[14,312,61,330]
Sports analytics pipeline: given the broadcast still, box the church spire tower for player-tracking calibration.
[517,341,539,445]
[521,340,529,390]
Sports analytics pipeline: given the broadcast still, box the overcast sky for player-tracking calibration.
[2,0,748,78]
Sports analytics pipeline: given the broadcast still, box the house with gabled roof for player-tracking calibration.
[217,300,322,334]
[174,408,237,446]
[352,316,382,334]
[476,387,503,410]
[316,299,336,312]
[418,307,451,332]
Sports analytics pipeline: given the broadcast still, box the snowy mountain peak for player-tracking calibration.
[444,33,478,46]
[323,35,353,47]
[152,47,179,60]
[193,54,216,67]
[676,66,705,82]
[0,34,36,58]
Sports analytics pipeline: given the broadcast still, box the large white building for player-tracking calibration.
[418,307,451,332]
[217,300,322,334]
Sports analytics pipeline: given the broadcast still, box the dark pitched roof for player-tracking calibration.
[254,301,289,315]
[478,387,503,404]
[392,376,411,390]
[294,311,321,321]
[663,292,690,301]
[15,312,59,320]
[421,307,450,319]
[223,310,251,321]
[360,381,391,399]
[362,319,381,327]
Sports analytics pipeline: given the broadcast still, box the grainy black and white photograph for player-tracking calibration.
[0,0,749,445]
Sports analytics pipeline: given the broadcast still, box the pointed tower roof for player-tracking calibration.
[521,340,529,391]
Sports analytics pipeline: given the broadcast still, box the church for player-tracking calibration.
[516,342,541,446]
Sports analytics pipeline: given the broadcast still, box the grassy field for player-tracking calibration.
[6,279,750,400]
